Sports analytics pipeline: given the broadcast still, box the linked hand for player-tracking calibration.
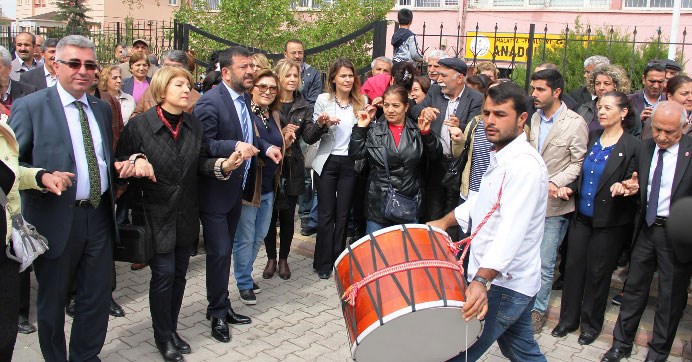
[556,187,573,201]
[449,126,463,142]
[134,159,156,182]
[236,142,260,160]
[266,146,282,164]
[444,114,460,128]
[612,172,639,197]
[42,171,75,195]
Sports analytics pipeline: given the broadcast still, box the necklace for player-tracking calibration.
[251,102,270,130]
[335,97,351,110]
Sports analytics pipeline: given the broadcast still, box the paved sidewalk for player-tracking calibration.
[13,232,689,362]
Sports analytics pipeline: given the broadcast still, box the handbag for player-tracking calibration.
[442,118,480,188]
[114,189,154,264]
[381,147,418,224]
[0,188,49,273]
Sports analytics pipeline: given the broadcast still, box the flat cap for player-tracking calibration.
[664,59,682,72]
[438,57,468,76]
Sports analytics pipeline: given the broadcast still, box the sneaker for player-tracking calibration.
[252,282,261,294]
[531,310,546,334]
[612,292,623,306]
[239,289,257,305]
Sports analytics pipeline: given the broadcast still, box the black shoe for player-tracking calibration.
[601,347,631,362]
[190,248,198,257]
[578,332,599,345]
[550,324,577,337]
[611,292,623,306]
[210,317,230,343]
[617,252,629,267]
[171,332,191,354]
[552,276,564,290]
[239,289,257,305]
[253,282,261,294]
[226,308,252,325]
[318,271,331,280]
[17,316,36,334]
[110,298,125,317]
[300,225,317,236]
[155,339,184,362]
[66,298,75,318]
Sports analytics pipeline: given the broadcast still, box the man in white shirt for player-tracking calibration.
[20,38,58,90]
[429,82,548,361]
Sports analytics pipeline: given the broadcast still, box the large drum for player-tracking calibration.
[334,224,483,362]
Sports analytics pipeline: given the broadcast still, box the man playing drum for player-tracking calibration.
[429,82,548,361]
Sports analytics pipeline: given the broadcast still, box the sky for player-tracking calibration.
[1,0,14,18]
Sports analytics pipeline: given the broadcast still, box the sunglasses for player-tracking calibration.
[56,59,99,71]
[254,84,278,94]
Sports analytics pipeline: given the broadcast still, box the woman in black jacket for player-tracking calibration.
[116,67,242,362]
[263,59,313,280]
[349,85,441,233]
[551,91,640,345]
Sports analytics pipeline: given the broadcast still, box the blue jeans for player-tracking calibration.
[307,193,318,228]
[448,286,546,362]
[233,192,274,290]
[533,215,569,313]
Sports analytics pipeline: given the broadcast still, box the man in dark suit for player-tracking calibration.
[194,46,261,343]
[20,38,58,91]
[411,57,483,229]
[8,35,154,362]
[602,101,692,362]
[0,46,37,109]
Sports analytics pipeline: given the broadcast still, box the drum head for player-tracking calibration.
[352,306,483,362]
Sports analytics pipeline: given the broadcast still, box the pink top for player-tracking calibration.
[132,78,149,103]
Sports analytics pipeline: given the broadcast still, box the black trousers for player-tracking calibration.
[612,224,692,361]
[200,196,242,319]
[0,239,20,362]
[559,216,628,334]
[19,268,30,319]
[149,245,191,343]
[34,201,113,362]
[313,155,356,273]
[265,195,298,260]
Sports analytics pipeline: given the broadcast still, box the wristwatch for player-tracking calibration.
[129,153,147,165]
[472,275,492,290]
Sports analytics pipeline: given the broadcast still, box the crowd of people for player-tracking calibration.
[0,6,690,362]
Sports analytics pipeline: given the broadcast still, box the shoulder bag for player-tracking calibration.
[381,146,418,224]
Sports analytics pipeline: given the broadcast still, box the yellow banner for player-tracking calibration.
[465,32,566,63]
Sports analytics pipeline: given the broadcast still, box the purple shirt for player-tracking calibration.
[132,78,149,103]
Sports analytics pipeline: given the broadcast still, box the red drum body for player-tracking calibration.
[334,224,483,362]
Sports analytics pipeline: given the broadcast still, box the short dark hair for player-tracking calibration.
[284,39,304,51]
[383,85,410,105]
[530,69,565,100]
[643,60,666,77]
[398,8,413,25]
[42,38,59,52]
[219,46,252,69]
[15,32,35,44]
[666,75,692,96]
[391,61,417,91]
[486,82,527,116]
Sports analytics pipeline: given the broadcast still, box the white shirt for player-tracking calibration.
[647,143,679,218]
[43,65,57,88]
[56,83,109,200]
[116,91,136,125]
[454,135,548,297]
[441,88,463,157]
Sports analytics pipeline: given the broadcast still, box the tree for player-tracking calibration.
[55,0,92,36]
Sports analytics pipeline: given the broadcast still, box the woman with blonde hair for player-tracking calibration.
[251,53,271,72]
[474,61,499,81]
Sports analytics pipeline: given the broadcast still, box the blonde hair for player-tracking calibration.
[98,65,120,93]
[274,59,302,93]
[149,67,194,105]
[252,53,271,71]
[475,61,499,79]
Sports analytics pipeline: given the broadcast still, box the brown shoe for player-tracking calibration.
[130,263,148,271]
[278,258,291,280]
[262,259,277,279]
[531,310,546,334]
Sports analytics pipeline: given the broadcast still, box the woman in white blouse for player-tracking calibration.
[99,65,136,124]
[303,58,366,280]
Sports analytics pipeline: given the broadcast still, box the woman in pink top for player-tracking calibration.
[122,52,151,103]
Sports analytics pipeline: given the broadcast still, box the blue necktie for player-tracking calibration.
[646,148,666,226]
[238,98,251,189]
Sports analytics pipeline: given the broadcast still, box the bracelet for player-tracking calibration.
[129,153,147,165]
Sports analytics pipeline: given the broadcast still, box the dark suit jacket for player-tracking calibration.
[568,86,592,108]
[628,90,664,140]
[9,80,37,101]
[122,76,152,96]
[19,66,48,90]
[8,86,116,259]
[633,136,692,243]
[411,84,483,134]
[572,130,640,228]
[194,83,271,214]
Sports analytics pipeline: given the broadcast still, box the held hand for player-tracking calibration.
[284,130,296,147]
[236,142,260,160]
[223,151,244,173]
[317,112,331,127]
[613,171,639,197]
[266,146,282,164]
[548,182,559,198]
[51,171,75,189]
[418,116,431,132]
[357,110,372,128]
[462,282,489,321]
[444,114,460,128]
[114,160,134,179]
[556,187,573,201]
[420,107,439,124]
[282,124,300,136]
[134,158,156,182]
[449,126,463,142]
[42,171,74,195]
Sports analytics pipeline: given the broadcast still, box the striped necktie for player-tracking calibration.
[238,98,251,189]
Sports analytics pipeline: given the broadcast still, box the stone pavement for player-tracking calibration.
[12,227,690,362]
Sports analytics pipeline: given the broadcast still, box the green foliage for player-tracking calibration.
[174,0,394,74]
[54,0,92,36]
[511,17,683,93]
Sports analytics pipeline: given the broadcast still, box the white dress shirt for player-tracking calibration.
[222,82,254,146]
[647,143,679,218]
[454,135,548,297]
[56,83,109,200]
[44,66,57,88]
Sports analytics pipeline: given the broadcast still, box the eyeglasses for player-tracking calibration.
[254,84,278,94]
[56,59,98,71]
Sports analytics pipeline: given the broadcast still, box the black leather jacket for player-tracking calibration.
[278,92,314,196]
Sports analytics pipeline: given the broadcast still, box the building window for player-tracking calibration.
[624,0,692,7]
[468,0,609,8]
[397,0,459,6]
[294,0,335,8]
[168,0,177,5]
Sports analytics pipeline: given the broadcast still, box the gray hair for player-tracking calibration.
[148,54,159,67]
[427,49,449,62]
[0,46,12,68]
[42,38,59,52]
[162,50,189,68]
[370,56,392,70]
[56,35,95,60]
[584,55,610,68]
[651,101,687,126]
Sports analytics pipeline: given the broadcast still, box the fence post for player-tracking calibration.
[630,27,638,83]
[525,23,535,93]
[372,20,387,60]
[182,24,189,52]
[116,22,121,45]
[561,24,569,77]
